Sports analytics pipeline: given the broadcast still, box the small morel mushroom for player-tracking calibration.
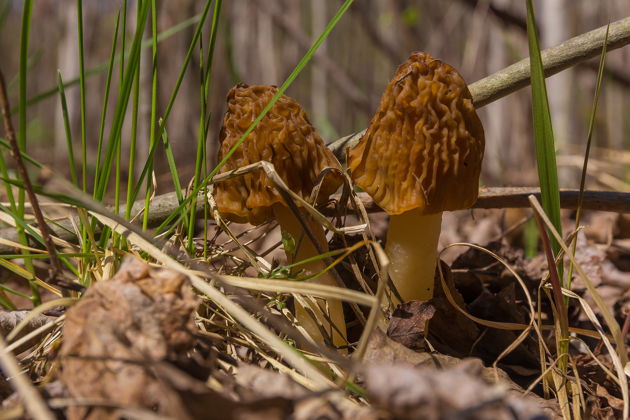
[347,52,485,302]
[214,84,347,346]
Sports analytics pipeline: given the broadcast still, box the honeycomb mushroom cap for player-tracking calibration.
[215,84,343,225]
[347,52,485,215]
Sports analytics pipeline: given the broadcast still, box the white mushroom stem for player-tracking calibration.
[386,209,443,302]
[272,204,347,347]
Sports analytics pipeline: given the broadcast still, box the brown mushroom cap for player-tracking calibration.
[215,84,344,225]
[347,52,485,215]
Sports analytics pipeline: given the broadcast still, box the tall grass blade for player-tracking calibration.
[567,25,609,286]
[187,0,222,253]
[94,0,150,201]
[526,1,562,265]
[76,0,88,192]
[526,0,569,393]
[142,0,159,231]
[56,72,78,186]
[160,123,184,203]
[17,0,39,305]
[93,12,121,195]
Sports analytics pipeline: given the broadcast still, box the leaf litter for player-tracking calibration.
[2,170,630,419]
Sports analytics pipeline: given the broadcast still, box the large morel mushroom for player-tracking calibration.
[347,52,485,302]
[214,84,347,346]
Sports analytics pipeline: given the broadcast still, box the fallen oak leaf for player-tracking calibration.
[387,301,435,350]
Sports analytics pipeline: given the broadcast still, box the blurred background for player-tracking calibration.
[0,0,628,197]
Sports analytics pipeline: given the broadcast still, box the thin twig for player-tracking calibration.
[335,188,630,215]
[2,187,630,254]
[469,15,630,107]
[457,0,630,87]
[0,70,68,292]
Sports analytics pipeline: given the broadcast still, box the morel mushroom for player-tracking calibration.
[347,52,485,302]
[215,84,347,346]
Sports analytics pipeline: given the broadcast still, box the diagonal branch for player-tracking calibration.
[469,15,630,107]
[458,0,630,87]
[328,16,630,157]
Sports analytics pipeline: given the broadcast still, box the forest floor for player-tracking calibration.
[1,205,628,420]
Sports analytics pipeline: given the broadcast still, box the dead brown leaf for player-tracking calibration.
[59,257,200,420]
[362,329,560,419]
[387,301,435,350]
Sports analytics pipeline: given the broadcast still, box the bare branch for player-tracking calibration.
[2,187,629,254]
[328,16,630,157]
[334,189,630,216]
[469,15,630,107]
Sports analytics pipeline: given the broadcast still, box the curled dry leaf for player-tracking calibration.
[59,257,200,420]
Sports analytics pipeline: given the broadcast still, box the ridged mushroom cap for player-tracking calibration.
[347,52,485,215]
[215,84,343,225]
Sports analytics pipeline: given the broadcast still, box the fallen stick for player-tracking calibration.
[0,188,628,254]
[336,188,630,216]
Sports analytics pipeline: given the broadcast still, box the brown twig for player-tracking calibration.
[0,70,67,292]
[324,188,630,216]
[457,0,630,88]
[2,187,630,255]
[469,15,630,107]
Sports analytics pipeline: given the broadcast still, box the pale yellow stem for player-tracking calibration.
[272,204,347,347]
[386,210,442,302]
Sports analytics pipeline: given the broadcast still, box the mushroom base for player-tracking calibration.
[272,204,347,348]
[386,210,442,302]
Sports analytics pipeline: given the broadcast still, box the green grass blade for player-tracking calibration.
[17,0,32,213]
[77,0,88,192]
[526,1,562,262]
[17,0,39,306]
[574,25,608,226]
[56,72,78,186]
[93,11,121,194]
[527,0,568,379]
[94,0,150,201]
[129,0,215,205]
[160,122,184,203]
[142,0,159,231]
[0,138,42,168]
[187,0,222,253]
[567,24,609,289]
